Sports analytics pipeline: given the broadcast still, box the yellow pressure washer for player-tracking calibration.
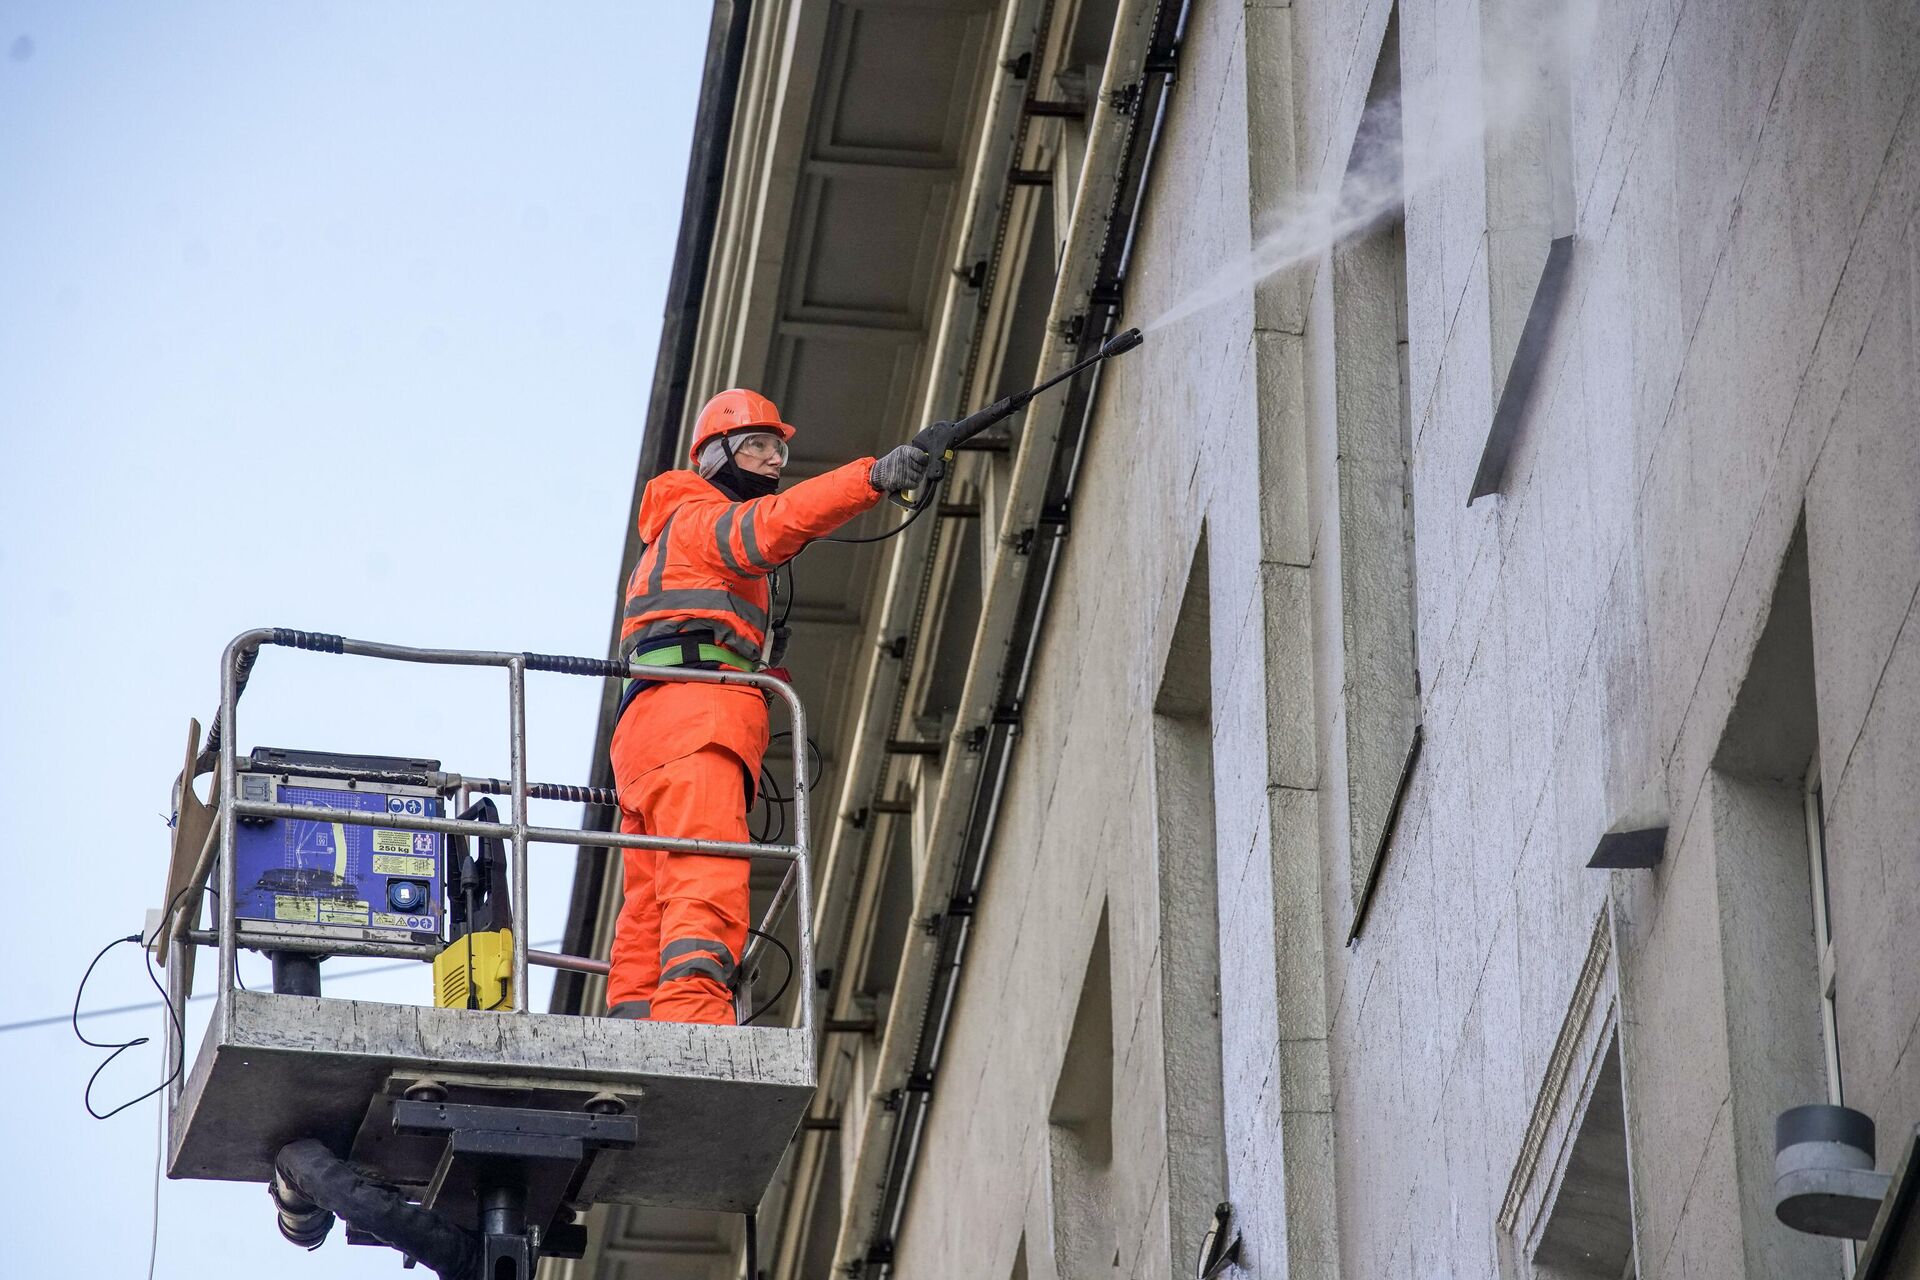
[433,797,516,1011]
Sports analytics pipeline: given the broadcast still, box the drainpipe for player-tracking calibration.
[830,2,1177,1271]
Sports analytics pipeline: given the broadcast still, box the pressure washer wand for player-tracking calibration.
[893,327,1143,509]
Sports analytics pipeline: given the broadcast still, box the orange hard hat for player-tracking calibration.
[689,389,795,464]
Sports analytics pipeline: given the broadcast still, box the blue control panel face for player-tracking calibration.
[233,781,443,936]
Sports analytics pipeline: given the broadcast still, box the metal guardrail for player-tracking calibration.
[162,627,816,1107]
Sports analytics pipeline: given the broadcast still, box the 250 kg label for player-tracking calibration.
[372,853,436,876]
[374,830,435,855]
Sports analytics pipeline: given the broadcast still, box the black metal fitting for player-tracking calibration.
[269,952,323,998]
[268,1171,335,1250]
[521,651,625,678]
[823,1018,878,1035]
[1026,98,1085,118]
[271,628,345,653]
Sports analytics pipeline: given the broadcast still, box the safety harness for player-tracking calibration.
[614,632,758,724]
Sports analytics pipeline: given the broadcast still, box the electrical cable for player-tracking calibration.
[72,884,195,1120]
[148,1081,165,1280]
[6,945,538,1037]
[741,926,793,1026]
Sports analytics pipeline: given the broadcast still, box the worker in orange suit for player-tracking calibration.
[606,389,931,1024]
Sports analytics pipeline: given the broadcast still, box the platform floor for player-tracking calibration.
[169,989,814,1213]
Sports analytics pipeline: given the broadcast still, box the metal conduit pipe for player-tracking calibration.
[806,0,1051,1006]
[829,2,1176,1272]
[764,1,1054,1272]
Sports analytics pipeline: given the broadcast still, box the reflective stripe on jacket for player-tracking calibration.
[620,458,882,666]
[616,457,883,782]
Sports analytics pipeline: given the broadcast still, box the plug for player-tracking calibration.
[143,907,168,957]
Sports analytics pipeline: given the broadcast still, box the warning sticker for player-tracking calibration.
[372,853,436,877]
[373,830,414,855]
[319,900,370,926]
[374,911,437,931]
[275,895,319,922]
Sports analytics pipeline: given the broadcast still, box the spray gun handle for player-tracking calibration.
[887,430,953,511]
[885,396,1018,508]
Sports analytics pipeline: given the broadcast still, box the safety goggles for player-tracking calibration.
[728,431,790,465]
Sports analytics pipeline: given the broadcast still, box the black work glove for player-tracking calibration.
[869,443,931,494]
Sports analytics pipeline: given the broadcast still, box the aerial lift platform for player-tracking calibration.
[155,628,819,1278]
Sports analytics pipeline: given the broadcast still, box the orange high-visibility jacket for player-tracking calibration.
[617,458,882,771]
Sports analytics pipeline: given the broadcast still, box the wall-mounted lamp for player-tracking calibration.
[1774,1104,1892,1239]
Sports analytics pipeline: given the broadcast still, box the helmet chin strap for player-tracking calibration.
[713,435,779,500]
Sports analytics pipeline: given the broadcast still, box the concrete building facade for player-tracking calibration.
[559,0,1920,1276]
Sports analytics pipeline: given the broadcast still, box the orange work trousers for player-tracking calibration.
[607,732,754,1025]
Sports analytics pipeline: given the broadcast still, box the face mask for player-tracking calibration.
[710,438,779,500]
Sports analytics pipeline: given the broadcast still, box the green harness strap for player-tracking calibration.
[620,641,757,699]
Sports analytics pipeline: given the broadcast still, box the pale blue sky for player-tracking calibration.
[0,4,710,1274]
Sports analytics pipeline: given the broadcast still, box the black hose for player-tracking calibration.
[272,1139,478,1279]
[741,926,794,1026]
[817,472,943,545]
